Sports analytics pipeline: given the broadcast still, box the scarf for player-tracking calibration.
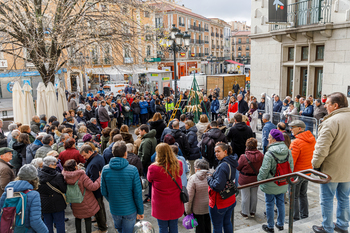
[248,108,257,122]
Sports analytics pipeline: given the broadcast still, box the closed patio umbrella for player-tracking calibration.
[57,82,68,123]
[23,83,35,125]
[45,82,59,119]
[36,82,47,117]
[12,81,25,124]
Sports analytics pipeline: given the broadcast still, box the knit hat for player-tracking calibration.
[83,133,92,142]
[17,164,38,181]
[269,129,285,142]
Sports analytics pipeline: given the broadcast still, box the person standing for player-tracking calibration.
[200,96,211,117]
[98,101,110,129]
[227,96,238,119]
[232,81,240,95]
[35,135,55,159]
[313,99,328,121]
[247,102,259,133]
[131,98,141,127]
[237,94,249,115]
[258,129,293,233]
[68,94,78,112]
[262,114,276,154]
[0,147,15,197]
[211,95,220,121]
[185,120,201,175]
[139,96,149,125]
[289,120,316,222]
[171,121,190,160]
[273,95,283,113]
[30,116,41,134]
[101,141,144,232]
[312,92,350,233]
[300,99,314,132]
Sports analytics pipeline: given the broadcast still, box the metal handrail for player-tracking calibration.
[232,169,331,233]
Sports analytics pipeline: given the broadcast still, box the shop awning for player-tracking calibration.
[226,60,244,66]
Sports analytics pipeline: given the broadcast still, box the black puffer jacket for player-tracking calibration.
[171,129,190,159]
[155,105,166,116]
[186,126,201,160]
[131,101,141,115]
[149,120,167,143]
[84,110,95,122]
[227,122,254,158]
[86,122,101,135]
[12,142,28,165]
[37,166,67,214]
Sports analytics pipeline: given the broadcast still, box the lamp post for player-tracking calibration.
[207,55,215,75]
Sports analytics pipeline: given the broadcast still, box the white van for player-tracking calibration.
[175,74,206,92]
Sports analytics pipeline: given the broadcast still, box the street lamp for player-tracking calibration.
[207,55,215,75]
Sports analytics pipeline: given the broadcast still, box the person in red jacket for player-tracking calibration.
[237,138,264,218]
[289,120,316,221]
[227,96,238,119]
[147,143,184,233]
[59,138,85,166]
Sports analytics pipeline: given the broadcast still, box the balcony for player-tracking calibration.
[220,34,223,38]
[197,40,204,44]
[216,45,219,49]
[212,45,215,49]
[205,53,209,56]
[205,40,209,44]
[179,23,185,27]
[190,39,196,44]
[205,28,209,32]
[270,0,332,31]
[221,46,224,50]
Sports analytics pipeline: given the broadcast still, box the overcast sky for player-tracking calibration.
[178,0,251,25]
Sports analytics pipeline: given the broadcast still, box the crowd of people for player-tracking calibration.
[0,86,348,233]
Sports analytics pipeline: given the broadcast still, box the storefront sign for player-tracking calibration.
[162,77,170,81]
[0,60,8,68]
[151,74,158,77]
[180,53,186,57]
[162,67,171,72]
[268,0,287,23]
[144,58,161,62]
[191,53,195,57]
[0,69,66,78]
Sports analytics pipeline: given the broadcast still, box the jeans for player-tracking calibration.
[320,182,350,233]
[75,217,91,233]
[144,166,152,198]
[140,114,148,124]
[209,204,235,233]
[293,179,309,220]
[112,212,137,233]
[235,170,239,187]
[157,219,178,233]
[265,193,285,229]
[133,114,139,126]
[124,117,130,126]
[241,186,259,215]
[95,197,108,231]
[193,213,211,233]
[212,113,218,121]
[43,211,65,233]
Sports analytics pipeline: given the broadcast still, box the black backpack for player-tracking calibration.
[201,133,216,161]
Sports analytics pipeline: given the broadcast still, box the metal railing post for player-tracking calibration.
[287,177,299,233]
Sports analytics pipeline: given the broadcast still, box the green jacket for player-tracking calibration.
[257,142,294,195]
[138,129,157,167]
[294,102,301,112]
[122,102,132,120]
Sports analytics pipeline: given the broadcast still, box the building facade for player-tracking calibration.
[232,31,251,65]
[250,0,350,101]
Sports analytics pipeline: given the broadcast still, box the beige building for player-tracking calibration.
[232,31,251,65]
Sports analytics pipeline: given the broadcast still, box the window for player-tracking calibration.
[300,67,308,97]
[316,45,324,61]
[155,17,163,28]
[301,46,308,61]
[246,45,249,50]
[288,47,294,61]
[314,68,323,99]
[287,67,294,97]
[91,44,99,65]
[238,46,241,51]
[238,52,241,57]
[246,52,249,57]
[124,46,130,58]
[238,38,241,44]
[246,38,249,43]
[146,46,151,57]
[102,44,112,65]
[144,11,150,18]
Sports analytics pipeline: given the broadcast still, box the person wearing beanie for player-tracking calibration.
[0,164,49,233]
[257,129,294,233]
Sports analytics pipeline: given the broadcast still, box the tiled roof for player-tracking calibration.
[232,31,251,36]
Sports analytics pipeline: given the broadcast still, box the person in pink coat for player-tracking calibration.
[62,159,101,233]
[147,143,184,233]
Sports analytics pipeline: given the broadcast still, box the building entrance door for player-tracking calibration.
[300,67,307,97]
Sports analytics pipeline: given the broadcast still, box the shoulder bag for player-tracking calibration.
[219,162,239,200]
[244,154,259,175]
[46,182,67,204]
[163,167,189,203]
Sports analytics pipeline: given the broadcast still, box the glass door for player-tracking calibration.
[287,67,294,97]
[300,67,308,97]
[314,67,323,99]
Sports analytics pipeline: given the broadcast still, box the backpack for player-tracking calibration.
[0,190,32,233]
[200,133,216,161]
[66,180,86,204]
[270,151,293,186]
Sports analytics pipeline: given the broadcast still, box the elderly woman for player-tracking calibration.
[47,150,64,172]
[31,158,43,169]
[0,165,49,232]
[37,156,67,233]
[185,159,211,233]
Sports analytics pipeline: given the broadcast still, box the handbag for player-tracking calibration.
[244,154,259,175]
[219,162,239,200]
[46,182,68,204]
[163,167,189,203]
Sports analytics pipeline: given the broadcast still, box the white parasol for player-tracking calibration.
[57,82,68,123]
[22,83,36,125]
[36,82,47,117]
[12,81,25,124]
[45,82,59,119]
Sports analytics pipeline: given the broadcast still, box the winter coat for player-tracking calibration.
[312,108,350,182]
[131,101,141,115]
[101,157,144,216]
[62,169,100,219]
[186,126,201,160]
[86,122,101,135]
[210,99,220,113]
[233,84,240,94]
[258,142,294,195]
[313,104,328,120]
[156,104,166,116]
[77,132,86,140]
[138,129,157,167]
[122,102,132,120]
[68,98,78,111]
[200,100,211,114]
[9,139,22,170]
[30,121,41,134]
[35,144,53,159]
[196,122,210,142]
[262,122,276,148]
[0,180,49,233]
[294,101,301,112]
[84,153,105,199]
[127,153,143,177]
[0,128,6,148]
[39,120,46,132]
[13,142,28,165]
[150,99,156,113]
[84,110,94,122]
[147,161,184,220]
[149,120,167,143]
[37,166,67,214]
[59,148,85,166]
[290,130,315,173]
[238,99,249,115]
[228,102,238,118]
[139,101,148,115]
[101,136,110,153]
[207,155,237,209]
[237,150,264,185]
[171,129,191,159]
[121,132,134,144]
[258,101,265,111]
[185,169,210,215]
[227,122,254,158]
[98,105,110,122]
[248,110,259,133]
[160,127,172,142]
[165,101,174,112]
[301,104,314,117]
[26,140,43,164]
[103,142,114,164]
[76,116,85,124]
[219,102,228,115]
[0,159,15,197]
[273,100,283,112]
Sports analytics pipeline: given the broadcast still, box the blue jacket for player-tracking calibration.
[39,120,46,132]
[262,122,276,147]
[85,153,105,199]
[302,105,314,117]
[273,100,283,113]
[207,155,238,192]
[87,93,94,98]
[150,99,156,113]
[139,101,148,115]
[186,126,201,160]
[26,140,43,164]
[101,157,144,216]
[0,181,49,233]
[103,142,114,164]
[210,99,220,113]
[97,90,105,97]
[128,87,132,94]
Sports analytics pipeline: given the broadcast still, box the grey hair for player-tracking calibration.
[126,143,134,153]
[42,135,53,145]
[286,96,291,100]
[237,94,243,98]
[90,118,97,122]
[60,133,69,142]
[315,99,321,104]
[194,159,209,170]
[262,113,271,121]
[11,130,20,138]
[43,156,57,167]
[8,124,18,131]
[31,158,43,169]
